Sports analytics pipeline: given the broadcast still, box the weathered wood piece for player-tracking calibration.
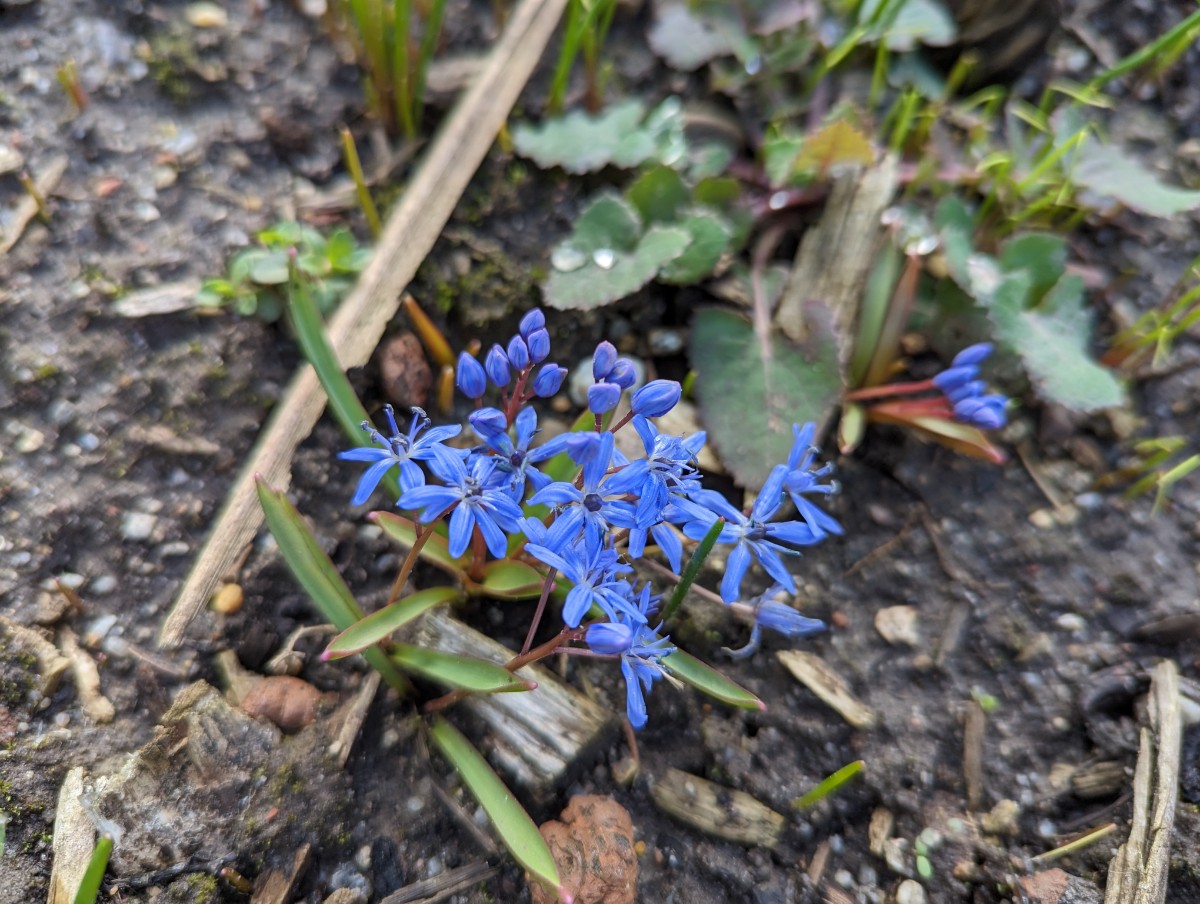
[649,767,784,848]
[159,0,569,647]
[777,649,877,729]
[1104,660,1182,904]
[413,609,613,798]
[1,154,68,255]
[773,155,899,371]
[46,766,91,904]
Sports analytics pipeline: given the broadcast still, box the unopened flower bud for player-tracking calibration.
[586,621,634,655]
[592,341,618,381]
[588,381,622,415]
[631,379,681,417]
[507,335,531,371]
[531,363,567,397]
[526,328,551,363]
[469,407,508,438]
[484,345,511,387]
[519,308,546,338]
[456,352,487,399]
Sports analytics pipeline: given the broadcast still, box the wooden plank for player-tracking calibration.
[159,0,568,647]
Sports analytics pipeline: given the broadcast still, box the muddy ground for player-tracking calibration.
[2,1,1200,903]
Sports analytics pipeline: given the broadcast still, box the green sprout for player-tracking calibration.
[792,760,865,810]
[548,0,618,114]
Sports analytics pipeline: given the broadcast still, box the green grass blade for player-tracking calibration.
[429,717,564,898]
[792,760,864,810]
[71,834,112,904]
[660,518,723,624]
[257,477,410,693]
[662,648,765,711]
[393,645,532,692]
[325,587,463,658]
[287,272,401,501]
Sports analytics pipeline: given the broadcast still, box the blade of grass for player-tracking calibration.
[287,269,401,501]
[429,716,566,900]
[257,477,411,693]
[792,760,864,809]
[660,518,723,623]
[71,835,112,904]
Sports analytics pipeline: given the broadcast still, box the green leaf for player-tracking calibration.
[662,649,765,711]
[256,478,410,693]
[512,98,685,174]
[544,224,691,310]
[561,193,642,254]
[373,512,468,579]
[72,834,112,904]
[860,0,956,51]
[248,251,290,286]
[1073,140,1200,217]
[661,518,723,623]
[257,220,303,247]
[324,587,463,659]
[691,307,842,487]
[988,270,1125,411]
[392,645,530,692]
[647,4,741,71]
[998,233,1066,298]
[627,164,691,224]
[933,195,975,285]
[429,717,564,898]
[762,132,806,188]
[477,559,546,600]
[658,211,733,284]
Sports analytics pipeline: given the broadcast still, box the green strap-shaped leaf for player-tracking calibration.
[324,587,463,659]
[72,835,112,904]
[392,645,531,693]
[792,760,864,810]
[661,518,722,624]
[257,478,410,694]
[373,511,468,579]
[429,717,564,898]
[662,648,764,711]
[477,560,547,600]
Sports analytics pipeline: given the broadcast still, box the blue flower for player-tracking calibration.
[519,308,546,337]
[681,465,824,603]
[484,345,512,387]
[605,416,704,529]
[525,533,635,627]
[482,406,564,501]
[398,446,524,558]
[338,406,462,505]
[587,382,622,415]
[526,328,551,363]
[468,407,508,439]
[532,363,567,397]
[529,431,636,551]
[592,341,618,380]
[783,423,842,537]
[725,584,825,659]
[933,345,1009,430]
[507,335,531,371]
[585,584,674,729]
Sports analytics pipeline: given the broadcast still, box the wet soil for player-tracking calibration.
[2,1,1200,903]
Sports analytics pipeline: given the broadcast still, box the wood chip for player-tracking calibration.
[1103,660,1181,904]
[413,610,612,799]
[963,698,985,811]
[46,766,91,904]
[251,843,312,904]
[1,615,70,698]
[59,626,115,724]
[328,671,381,768]
[159,0,570,649]
[776,650,877,729]
[1,154,68,255]
[649,768,784,848]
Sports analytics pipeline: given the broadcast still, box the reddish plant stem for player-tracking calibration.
[387,522,436,606]
[521,567,557,656]
[844,378,938,402]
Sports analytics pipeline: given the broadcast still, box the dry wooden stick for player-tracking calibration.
[160,0,568,647]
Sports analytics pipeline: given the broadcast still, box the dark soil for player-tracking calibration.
[3,1,1200,903]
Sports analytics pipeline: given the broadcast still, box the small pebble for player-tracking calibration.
[211,583,244,615]
[895,879,926,904]
[874,605,920,647]
[121,512,157,540]
[90,575,117,595]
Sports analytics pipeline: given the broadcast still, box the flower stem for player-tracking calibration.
[844,377,937,401]
[521,567,557,656]
[387,522,436,606]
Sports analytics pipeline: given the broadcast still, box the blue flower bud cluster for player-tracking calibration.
[933,343,1008,430]
[340,309,840,729]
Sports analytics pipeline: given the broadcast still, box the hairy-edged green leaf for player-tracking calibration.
[72,835,112,904]
[429,717,564,897]
[988,270,1125,411]
[647,3,741,70]
[933,195,975,284]
[562,193,642,254]
[477,560,546,600]
[248,250,290,285]
[691,307,842,487]
[662,649,765,711]
[627,164,691,225]
[512,98,685,174]
[256,479,409,693]
[544,225,691,310]
[392,645,530,692]
[658,211,733,284]
[324,587,463,659]
[999,233,1066,298]
[372,512,468,579]
[762,132,806,187]
[1073,140,1200,217]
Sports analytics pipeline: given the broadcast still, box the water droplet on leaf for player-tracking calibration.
[592,248,616,270]
[551,245,586,272]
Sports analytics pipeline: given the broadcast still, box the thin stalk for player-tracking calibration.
[387,522,436,606]
[521,568,557,655]
[339,126,383,238]
[393,0,415,138]
[660,517,724,623]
